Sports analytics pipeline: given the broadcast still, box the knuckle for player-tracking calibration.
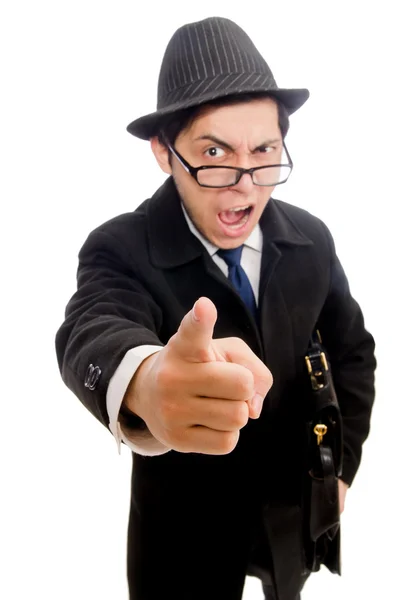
[257,368,274,397]
[195,347,211,363]
[235,401,250,427]
[155,363,176,390]
[159,395,180,425]
[230,336,246,349]
[235,369,254,399]
[228,402,249,429]
[153,385,179,426]
[218,431,240,454]
[264,368,274,389]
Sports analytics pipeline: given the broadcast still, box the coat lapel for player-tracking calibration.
[258,196,314,300]
[147,177,204,269]
[257,199,314,407]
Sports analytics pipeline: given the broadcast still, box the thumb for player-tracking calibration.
[170,297,218,363]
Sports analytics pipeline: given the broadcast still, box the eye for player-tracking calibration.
[258,146,274,154]
[204,146,225,158]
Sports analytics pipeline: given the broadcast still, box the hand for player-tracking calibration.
[124,297,273,455]
[338,479,349,514]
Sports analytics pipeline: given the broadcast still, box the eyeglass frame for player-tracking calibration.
[166,140,294,188]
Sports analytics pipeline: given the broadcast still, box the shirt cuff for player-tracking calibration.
[106,345,163,454]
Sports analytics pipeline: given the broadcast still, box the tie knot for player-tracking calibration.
[217,246,243,268]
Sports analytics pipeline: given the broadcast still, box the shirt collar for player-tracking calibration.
[181,202,263,257]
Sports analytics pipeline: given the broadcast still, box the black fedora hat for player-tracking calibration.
[127,17,309,140]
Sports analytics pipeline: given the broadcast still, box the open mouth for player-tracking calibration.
[218,205,254,231]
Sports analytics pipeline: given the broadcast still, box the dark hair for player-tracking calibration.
[157,93,290,149]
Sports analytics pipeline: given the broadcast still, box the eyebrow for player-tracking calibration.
[193,134,282,151]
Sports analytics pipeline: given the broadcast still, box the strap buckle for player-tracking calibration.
[305,330,329,391]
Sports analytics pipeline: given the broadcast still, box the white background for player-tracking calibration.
[1,1,395,599]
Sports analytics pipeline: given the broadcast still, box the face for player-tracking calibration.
[151,98,283,249]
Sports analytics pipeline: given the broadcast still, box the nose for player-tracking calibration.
[231,169,255,193]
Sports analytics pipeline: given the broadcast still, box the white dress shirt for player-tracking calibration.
[106,203,263,456]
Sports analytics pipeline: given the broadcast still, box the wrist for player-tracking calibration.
[122,351,158,422]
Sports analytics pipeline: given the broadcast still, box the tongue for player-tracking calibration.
[219,209,245,225]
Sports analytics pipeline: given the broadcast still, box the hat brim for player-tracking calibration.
[126,87,310,140]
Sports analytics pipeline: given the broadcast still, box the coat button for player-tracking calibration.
[84,364,101,390]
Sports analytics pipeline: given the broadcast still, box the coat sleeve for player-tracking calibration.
[55,227,164,432]
[317,222,376,486]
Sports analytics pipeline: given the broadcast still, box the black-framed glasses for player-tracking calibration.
[167,142,293,188]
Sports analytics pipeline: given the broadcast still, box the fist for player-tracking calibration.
[126,297,273,455]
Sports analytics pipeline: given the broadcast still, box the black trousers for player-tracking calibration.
[127,480,309,600]
[261,582,303,600]
[249,567,308,600]
[247,566,305,600]
[260,572,309,600]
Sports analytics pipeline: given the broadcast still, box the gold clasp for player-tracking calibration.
[313,423,327,445]
[305,351,329,390]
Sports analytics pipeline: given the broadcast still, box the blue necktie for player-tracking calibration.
[217,246,257,317]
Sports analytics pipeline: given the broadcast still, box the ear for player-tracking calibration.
[150,137,172,175]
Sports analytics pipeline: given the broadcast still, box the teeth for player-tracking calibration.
[229,205,250,212]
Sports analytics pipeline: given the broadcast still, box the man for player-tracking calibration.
[55,16,376,600]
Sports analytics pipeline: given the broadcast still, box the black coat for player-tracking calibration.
[56,177,376,600]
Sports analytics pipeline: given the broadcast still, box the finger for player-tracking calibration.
[170,297,218,362]
[179,361,255,401]
[178,426,241,455]
[187,397,250,431]
[216,337,273,417]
